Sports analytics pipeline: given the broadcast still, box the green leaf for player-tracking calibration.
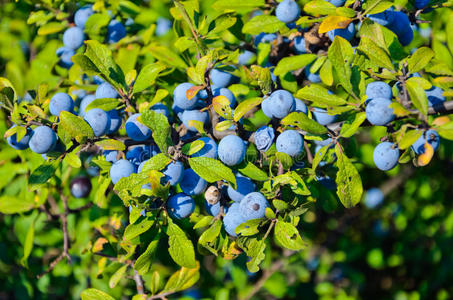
[242,15,286,35]
[212,0,265,13]
[84,40,127,90]
[437,121,453,140]
[328,36,354,95]
[29,160,59,190]
[198,219,222,254]
[319,16,353,34]
[234,97,262,122]
[72,54,101,76]
[140,110,172,153]
[81,289,115,300]
[359,19,386,49]
[239,238,266,273]
[213,95,233,119]
[206,14,237,36]
[149,271,161,295]
[304,0,337,16]
[59,111,95,143]
[237,162,268,181]
[188,157,237,189]
[275,152,293,169]
[64,152,82,168]
[134,232,161,275]
[109,265,128,289]
[163,263,200,293]
[358,37,394,70]
[139,153,171,173]
[339,112,367,138]
[0,195,36,214]
[274,221,304,251]
[364,0,393,14]
[273,54,317,77]
[95,139,126,151]
[166,220,197,268]
[335,144,363,208]
[133,63,167,94]
[20,217,35,268]
[123,217,155,241]
[95,176,110,209]
[147,44,188,69]
[398,129,422,149]
[406,78,429,116]
[37,22,66,35]
[85,98,121,112]
[295,84,346,107]
[312,144,330,171]
[84,13,110,40]
[235,219,262,236]
[281,112,327,134]
[251,65,273,95]
[407,47,435,74]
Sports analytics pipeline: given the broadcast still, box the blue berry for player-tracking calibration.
[63,27,85,50]
[107,20,126,43]
[398,28,413,46]
[126,146,150,167]
[49,92,74,116]
[74,5,93,29]
[218,135,246,166]
[328,22,355,42]
[181,110,209,132]
[262,90,295,119]
[425,86,445,107]
[294,98,308,114]
[156,17,172,36]
[238,50,256,65]
[151,103,170,118]
[56,47,75,69]
[368,9,394,26]
[364,188,384,208]
[365,98,395,126]
[254,126,275,152]
[96,82,119,99]
[210,68,236,88]
[29,126,57,154]
[70,177,92,198]
[110,159,136,184]
[180,169,207,195]
[223,203,245,237]
[411,129,440,155]
[105,150,119,163]
[293,36,306,54]
[239,192,269,220]
[373,142,400,171]
[328,0,346,7]
[205,200,221,216]
[192,137,218,159]
[167,193,195,219]
[304,65,321,83]
[276,130,304,157]
[415,0,430,9]
[173,82,199,110]
[125,113,152,141]
[227,174,256,202]
[254,33,277,47]
[212,87,236,108]
[7,125,31,150]
[84,108,111,137]
[312,108,337,125]
[162,161,184,186]
[106,110,122,134]
[276,0,301,24]
[366,81,392,100]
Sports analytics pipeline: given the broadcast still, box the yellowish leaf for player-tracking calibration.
[319,16,353,34]
[417,143,434,166]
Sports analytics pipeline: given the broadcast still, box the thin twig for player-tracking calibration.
[134,270,145,295]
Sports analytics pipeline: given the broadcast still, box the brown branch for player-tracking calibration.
[37,196,71,279]
[134,270,145,295]
[147,291,175,300]
[304,141,313,165]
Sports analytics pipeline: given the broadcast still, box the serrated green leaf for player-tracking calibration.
[59,111,95,143]
[166,220,197,268]
[188,157,237,189]
[109,265,128,289]
[212,0,265,12]
[198,219,222,254]
[358,37,394,70]
[312,144,329,171]
[123,217,155,241]
[335,144,363,208]
[406,78,428,116]
[273,54,317,77]
[0,195,36,215]
[407,47,435,74]
[339,112,366,138]
[29,160,59,190]
[328,36,354,95]
[237,162,268,181]
[399,129,422,149]
[139,153,171,173]
[133,63,167,94]
[163,263,200,293]
[274,221,304,251]
[234,97,262,122]
[37,22,66,35]
[72,54,101,76]
[281,112,327,134]
[304,0,337,16]
[140,110,172,153]
[296,84,346,107]
[134,231,160,275]
[242,15,285,35]
[64,152,82,168]
[85,98,121,112]
[95,139,126,151]
[81,288,115,300]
